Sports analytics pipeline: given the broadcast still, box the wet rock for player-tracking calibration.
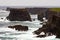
[36,35,46,38]
[8,25,28,31]
[33,15,60,38]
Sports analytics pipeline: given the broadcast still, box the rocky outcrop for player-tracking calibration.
[45,10,57,19]
[27,8,48,21]
[6,8,60,21]
[8,25,28,31]
[34,15,60,38]
[6,8,31,21]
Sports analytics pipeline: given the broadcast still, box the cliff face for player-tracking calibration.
[45,10,57,19]
[6,8,31,21]
[37,9,57,21]
[6,8,60,21]
[27,8,47,21]
[34,14,60,38]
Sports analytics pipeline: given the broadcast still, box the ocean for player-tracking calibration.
[0,10,60,40]
[0,21,60,40]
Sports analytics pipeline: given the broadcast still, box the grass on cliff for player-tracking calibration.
[49,8,60,12]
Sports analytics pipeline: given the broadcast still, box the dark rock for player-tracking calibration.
[6,8,31,21]
[33,15,60,38]
[36,35,46,38]
[27,8,48,21]
[38,13,44,21]
[8,25,28,31]
[45,10,57,19]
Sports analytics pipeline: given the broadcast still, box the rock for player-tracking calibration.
[8,25,28,31]
[6,8,31,21]
[38,13,44,21]
[27,8,48,21]
[33,15,60,38]
[36,35,46,38]
[45,10,57,19]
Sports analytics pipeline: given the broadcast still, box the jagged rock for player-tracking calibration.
[8,25,28,31]
[34,15,60,38]
[6,8,31,21]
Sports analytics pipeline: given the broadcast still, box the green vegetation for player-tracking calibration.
[49,8,60,12]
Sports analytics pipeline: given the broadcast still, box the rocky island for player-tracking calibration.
[6,8,31,21]
[8,25,28,31]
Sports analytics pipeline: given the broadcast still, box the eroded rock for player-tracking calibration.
[34,15,60,38]
[8,25,28,31]
[6,8,31,21]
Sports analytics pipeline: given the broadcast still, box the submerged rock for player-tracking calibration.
[6,8,31,21]
[8,25,28,31]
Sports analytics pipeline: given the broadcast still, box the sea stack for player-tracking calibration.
[6,8,31,21]
[34,14,60,38]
